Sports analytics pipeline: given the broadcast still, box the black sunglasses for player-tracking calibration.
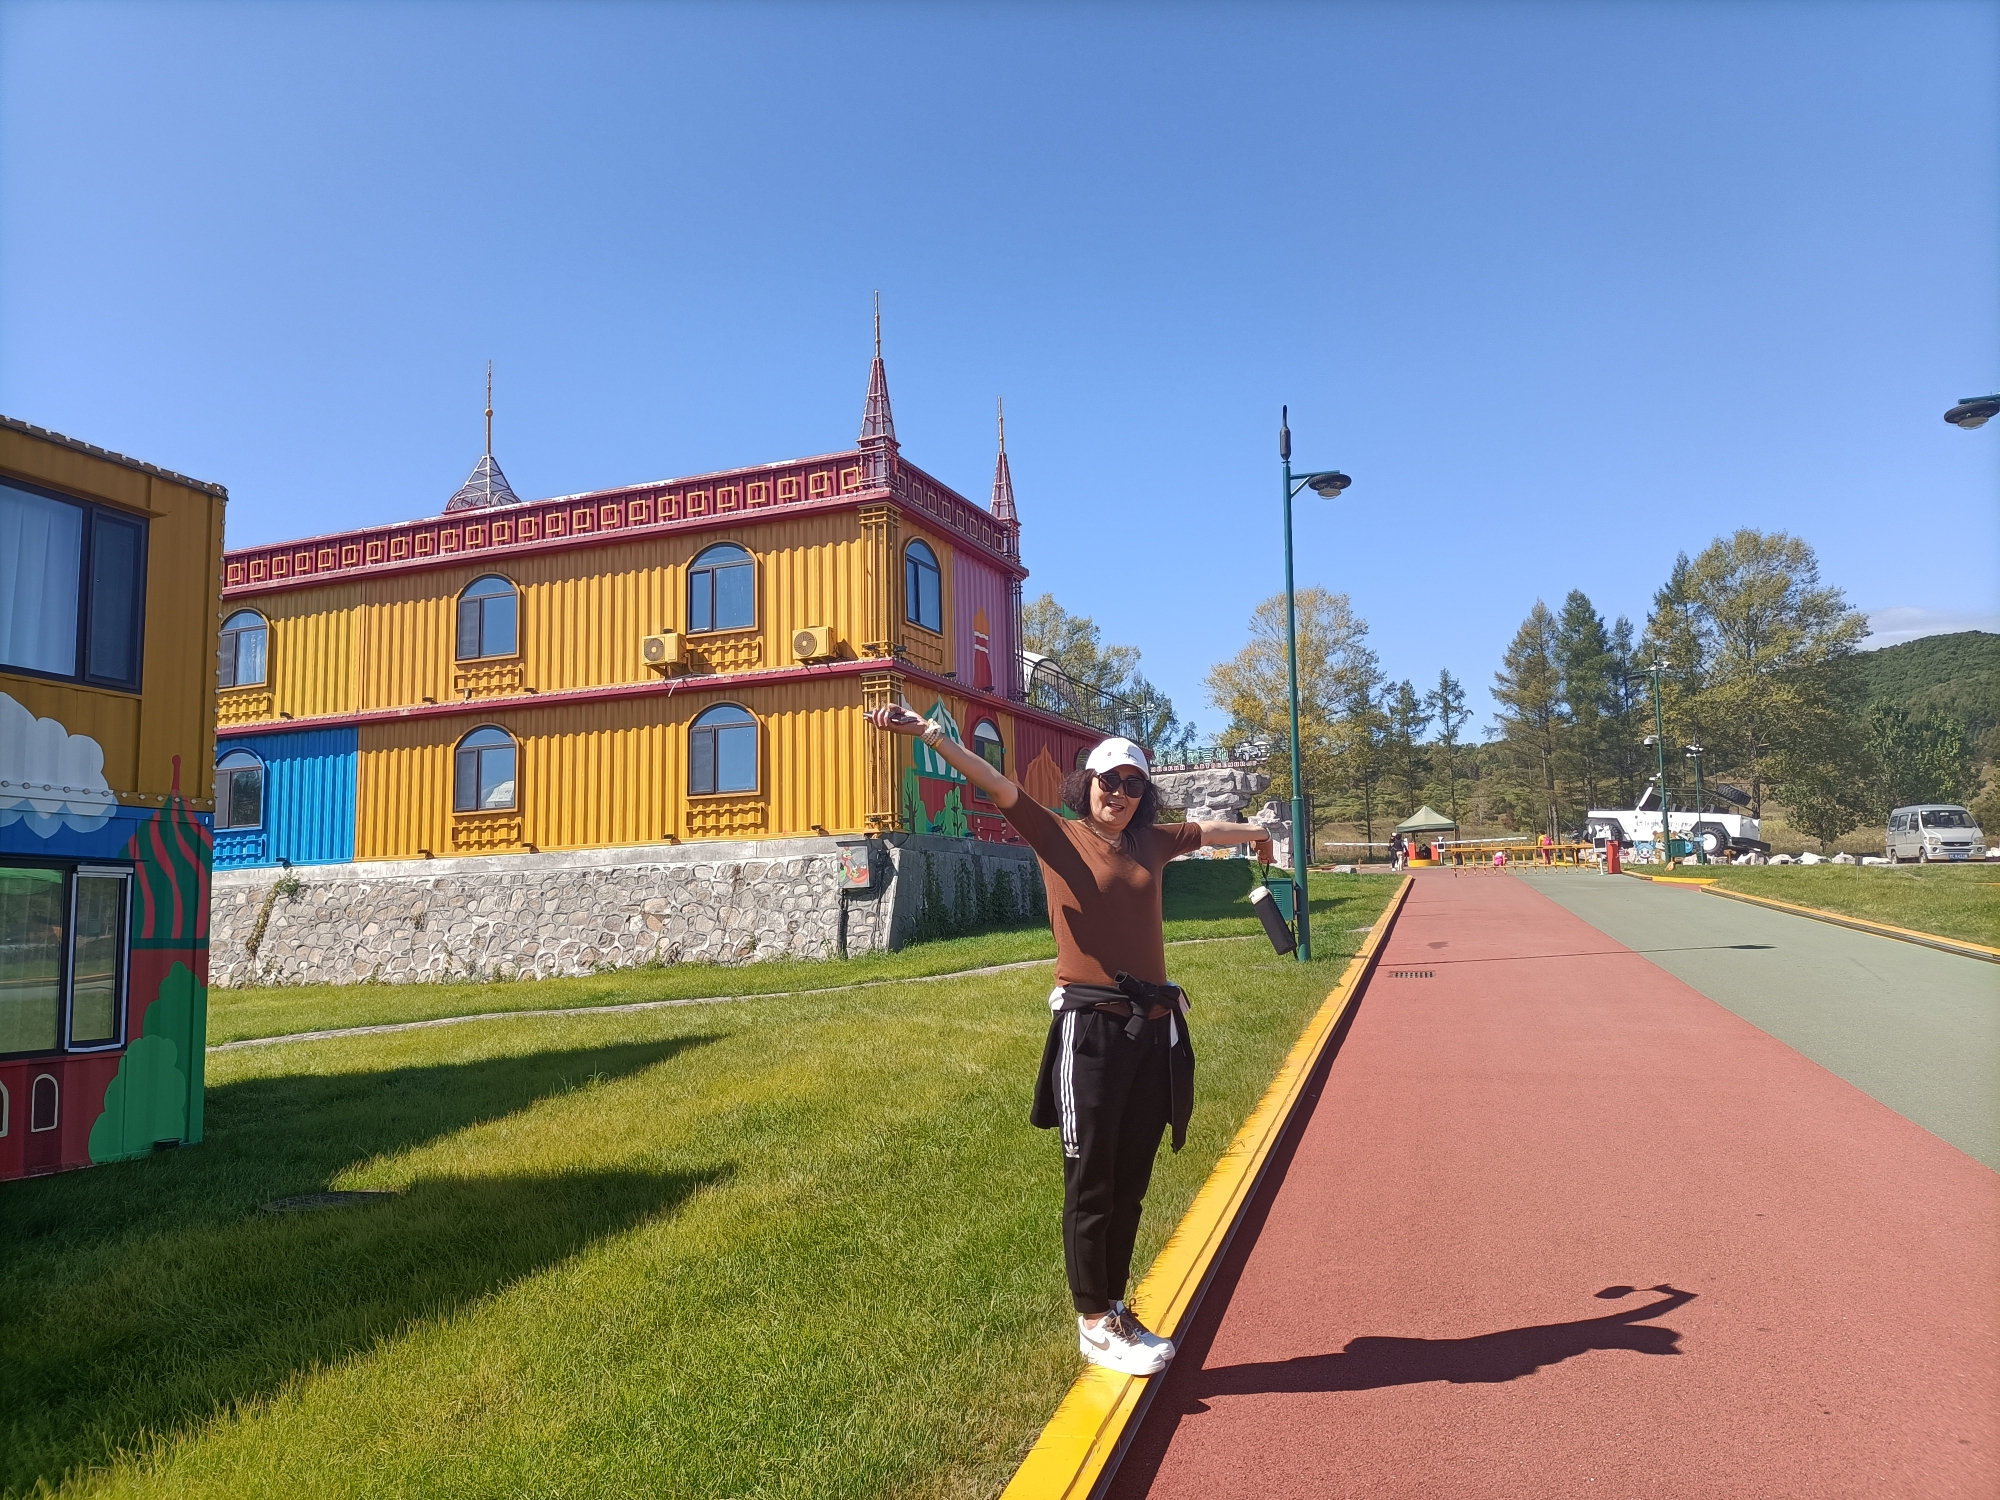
[1096,770,1148,798]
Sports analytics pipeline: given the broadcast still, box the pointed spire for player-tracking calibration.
[446,454,521,511]
[859,290,897,456]
[990,396,1019,550]
[447,363,522,510]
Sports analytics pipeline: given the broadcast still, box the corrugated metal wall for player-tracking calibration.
[353,679,868,859]
[246,586,365,721]
[243,517,882,716]
[1,425,225,807]
[951,549,1014,694]
[213,726,358,869]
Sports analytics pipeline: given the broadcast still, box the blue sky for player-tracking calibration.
[3,0,1994,737]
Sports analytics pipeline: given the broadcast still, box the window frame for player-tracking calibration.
[0,474,149,692]
[687,543,757,636]
[903,540,942,634]
[217,610,269,690]
[455,575,520,663]
[688,703,760,797]
[452,725,519,813]
[64,867,131,1053]
[0,858,132,1061]
[214,748,266,831]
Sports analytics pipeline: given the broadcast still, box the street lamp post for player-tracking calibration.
[1278,406,1352,963]
[1647,661,1672,863]
[1685,742,1706,864]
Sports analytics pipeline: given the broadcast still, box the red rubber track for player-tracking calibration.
[1111,872,1998,1498]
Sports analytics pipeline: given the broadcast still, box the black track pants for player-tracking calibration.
[1057,1009,1172,1315]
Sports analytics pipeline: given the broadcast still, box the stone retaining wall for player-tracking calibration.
[209,835,1042,988]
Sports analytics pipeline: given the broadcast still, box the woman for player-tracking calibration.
[870,706,1275,1377]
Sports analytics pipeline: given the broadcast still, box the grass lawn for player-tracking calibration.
[1698,864,1999,948]
[2,879,1397,1499]
[208,858,1380,1045]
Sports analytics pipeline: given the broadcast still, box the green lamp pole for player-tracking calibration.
[1685,742,1706,864]
[1278,406,1352,962]
[1647,660,1672,863]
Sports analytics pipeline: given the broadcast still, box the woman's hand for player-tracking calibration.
[869,704,930,737]
[1253,835,1276,865]
[868,702,1021,810]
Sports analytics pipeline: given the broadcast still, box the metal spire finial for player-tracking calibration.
[989,394,1018,547]
[485,361,493,456]
[859,293,897,456]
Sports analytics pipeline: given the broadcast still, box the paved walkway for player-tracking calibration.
[1111,871,1998,1499]
[1519,870,1999,1167]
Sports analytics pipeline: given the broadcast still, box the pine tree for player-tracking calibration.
[1385,679,1432,818]
[1424,669,1470,824]
[1554,591,1614,813]
[1493,602,1568,837]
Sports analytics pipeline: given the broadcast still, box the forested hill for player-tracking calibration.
[1850,631,2000,743]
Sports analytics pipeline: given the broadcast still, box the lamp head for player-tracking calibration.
[1309,471,1352,497]
[1944,395,2000,430]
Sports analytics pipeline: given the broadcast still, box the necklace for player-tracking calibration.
[1080,817,1127,849]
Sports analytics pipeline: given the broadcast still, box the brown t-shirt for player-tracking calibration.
[1003,796,1203,987]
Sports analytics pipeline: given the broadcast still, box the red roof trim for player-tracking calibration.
[222,451,1024,597]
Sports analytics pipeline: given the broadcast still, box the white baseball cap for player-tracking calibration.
[1083,737,1151,777]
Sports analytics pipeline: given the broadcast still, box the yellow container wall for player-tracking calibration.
[1,426,225,806]
[353,677,868,859]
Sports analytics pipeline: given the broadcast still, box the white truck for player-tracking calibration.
[1581,786,1768,859]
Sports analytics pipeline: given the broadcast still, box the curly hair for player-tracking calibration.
[1060,767,1162,854]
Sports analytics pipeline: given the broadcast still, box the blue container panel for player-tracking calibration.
[215,726,357,869]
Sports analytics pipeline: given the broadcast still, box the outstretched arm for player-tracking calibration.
[868,704,1021,810]
[1194,821,1277,862]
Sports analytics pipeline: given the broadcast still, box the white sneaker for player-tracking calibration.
[1112,1301,1176,1362]
[1078,1311,1171,1376]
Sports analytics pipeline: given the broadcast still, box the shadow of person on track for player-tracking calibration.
[1182,1284,1696,1406]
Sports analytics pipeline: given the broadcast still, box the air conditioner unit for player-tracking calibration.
[793,625,836,662]
[641,632,684,670]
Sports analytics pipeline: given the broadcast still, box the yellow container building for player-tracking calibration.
[212,343,1106,876]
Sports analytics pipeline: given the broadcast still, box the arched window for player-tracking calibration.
[904,541,941,632]
[689,704,757,795]
[30,1074,57,1132]
[688,544,755,633]
[456,576,518,661]
[453,725,517,812]
[0,1080,9,1136]
[218,610,267,688]
[215,749,264,830]
[972,720,1005,774]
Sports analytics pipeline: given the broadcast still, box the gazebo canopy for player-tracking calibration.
[1394,805,1458,834]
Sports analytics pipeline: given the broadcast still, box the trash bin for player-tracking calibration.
[1264,875,1296,923]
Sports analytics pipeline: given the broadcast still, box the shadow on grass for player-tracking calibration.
[0,1037,723,1494]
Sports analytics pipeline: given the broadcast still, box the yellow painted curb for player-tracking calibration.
[1701,884,2000,964]
[997,875,1417,1500]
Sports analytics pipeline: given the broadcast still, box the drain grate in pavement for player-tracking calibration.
[261,1191,399,1214]
[1387,970,1435,979]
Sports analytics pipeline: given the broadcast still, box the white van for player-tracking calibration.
[1885,805,1987,863]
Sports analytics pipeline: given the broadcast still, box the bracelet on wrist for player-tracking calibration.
[920,720,945,746]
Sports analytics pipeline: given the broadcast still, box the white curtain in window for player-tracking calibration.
[0,484,83,676]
